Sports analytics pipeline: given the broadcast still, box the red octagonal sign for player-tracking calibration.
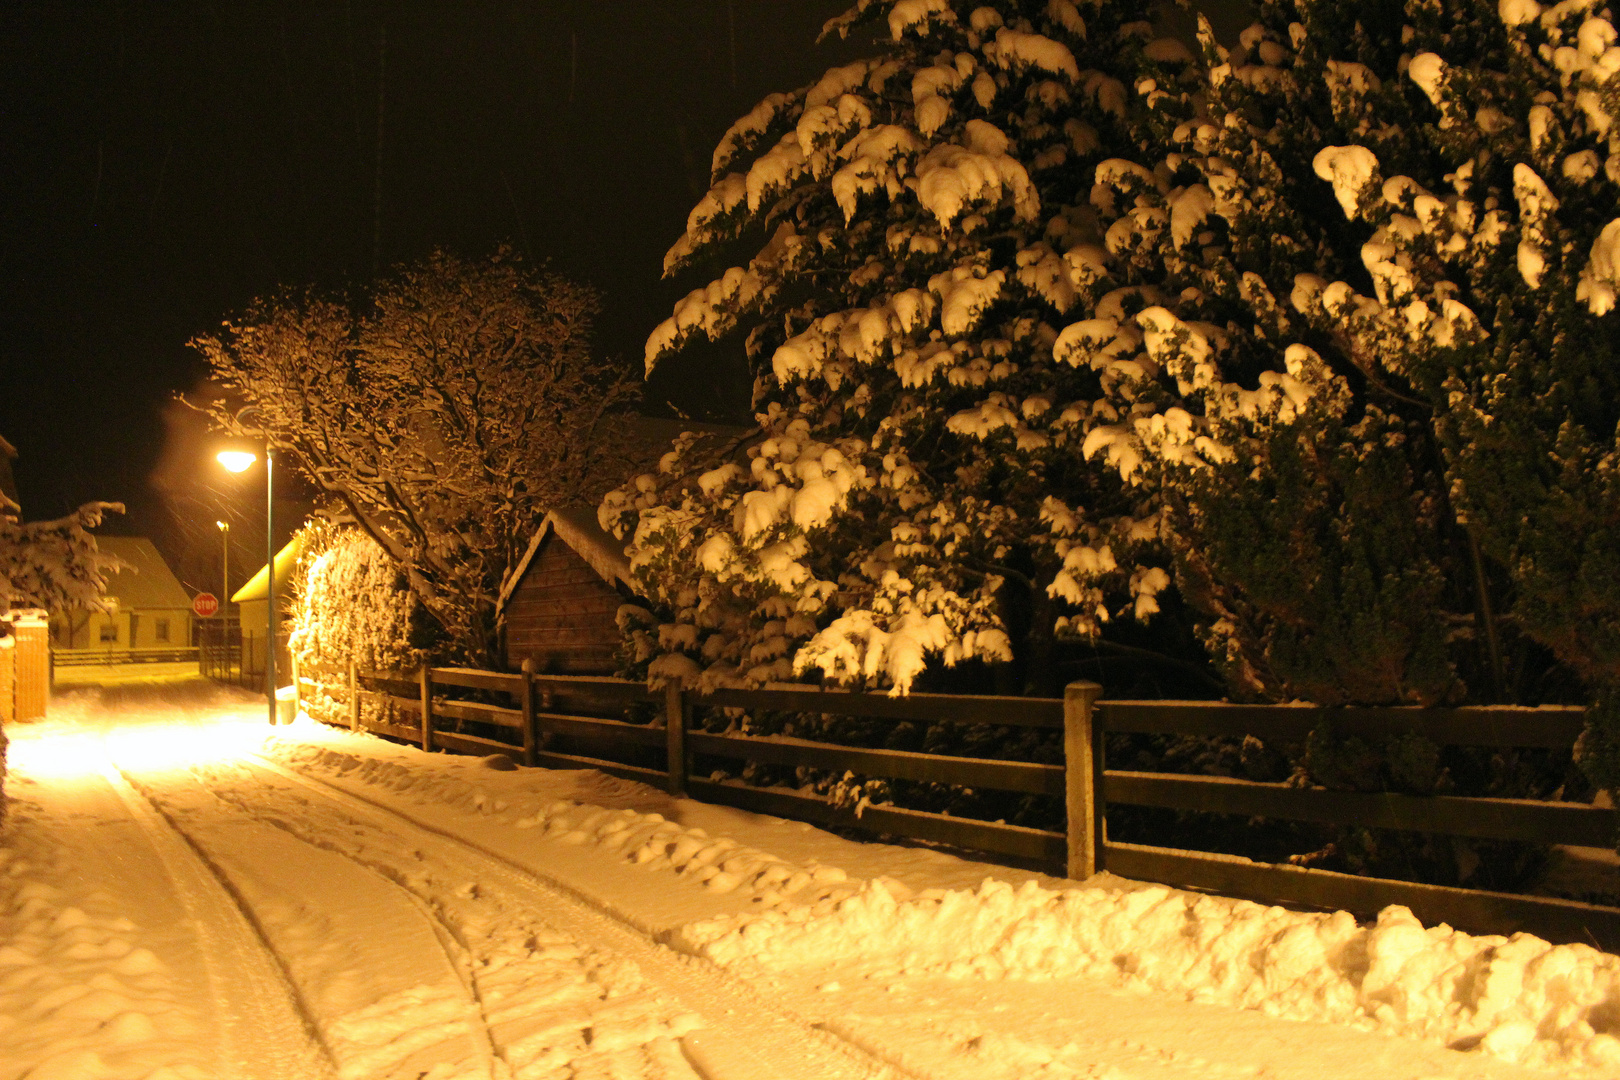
[192,592,220,618]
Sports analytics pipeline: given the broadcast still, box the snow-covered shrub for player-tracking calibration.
[1057,7,1482,709]
[286,521,427,728]
[1274,0,1620,788]
[606,0,1189,697]
[1083,0,1619,783]
[1050,0,1608,878]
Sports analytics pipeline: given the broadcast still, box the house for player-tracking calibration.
[499,507,640,675]
[231,533,306,680]
[51,537,193,653]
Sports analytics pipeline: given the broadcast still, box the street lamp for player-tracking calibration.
[215,520,230,613]
[216,446,277,726]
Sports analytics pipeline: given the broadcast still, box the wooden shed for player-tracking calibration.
[500,508,640,675]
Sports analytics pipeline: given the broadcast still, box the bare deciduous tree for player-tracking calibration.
[192,248,641,666]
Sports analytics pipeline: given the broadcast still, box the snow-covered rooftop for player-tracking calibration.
[499,507,636,611]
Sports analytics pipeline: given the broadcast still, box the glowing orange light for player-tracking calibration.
[216,450,257,473]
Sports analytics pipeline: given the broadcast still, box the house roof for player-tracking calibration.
[232,534,307,602]
[498,507,635,611]
[96,537,192,611]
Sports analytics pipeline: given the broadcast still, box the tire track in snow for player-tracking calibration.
[148,762,506,1079]
[190,754,715,1079]
[96,758,340,1080]
[113,757,505,1079]
[242,751,914,1080]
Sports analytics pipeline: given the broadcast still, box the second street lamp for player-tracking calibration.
[216,446,278,726]
[215,520,230,616]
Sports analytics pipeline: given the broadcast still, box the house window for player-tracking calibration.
[99,620,118,643]
[155,618,170,643]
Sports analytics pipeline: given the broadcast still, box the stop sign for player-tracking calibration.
[192,592,220,618]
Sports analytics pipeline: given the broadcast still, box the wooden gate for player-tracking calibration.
[10,612,47,720]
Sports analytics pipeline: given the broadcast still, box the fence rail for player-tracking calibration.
[52,646,199,667]
[291,657,1620,950]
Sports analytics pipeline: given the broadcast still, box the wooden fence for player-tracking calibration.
[52,646,200,667]
[5,614,48,721]
[294,659,1620,950]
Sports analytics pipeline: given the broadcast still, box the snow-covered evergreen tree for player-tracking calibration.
[1066,0,1620,776]
[0,454,119,822]
[0,467,121,619]
[1301,0,1620,782]
[605,0,1196,693]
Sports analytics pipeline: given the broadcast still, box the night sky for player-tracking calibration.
[0,1,1244,591]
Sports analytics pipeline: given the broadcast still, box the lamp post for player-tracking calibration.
[217,447,276,726]
[215,520,230,614]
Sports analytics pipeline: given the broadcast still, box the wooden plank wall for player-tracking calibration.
[504,534,623,675]
[12,619,48,720]
[0,639,12,725]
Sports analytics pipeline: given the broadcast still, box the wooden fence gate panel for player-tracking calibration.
[12,614,48,721]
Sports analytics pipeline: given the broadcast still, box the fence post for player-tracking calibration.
[288,650,300,722]
[665,683,687,797]
[520,658,537,768]
[419,666,433,752]
[347,659,359,732]
[1064,680,1105,880]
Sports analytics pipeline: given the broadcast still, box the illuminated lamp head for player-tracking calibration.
[216,450,257,473]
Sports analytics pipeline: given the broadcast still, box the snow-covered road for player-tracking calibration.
[0,682,1607,1079]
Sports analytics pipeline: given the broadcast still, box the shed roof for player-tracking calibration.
[96,537,192,611]
[499,507,634,611]
[232,534,307,602]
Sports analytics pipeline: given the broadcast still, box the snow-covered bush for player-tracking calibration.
[1074,0,1618,780]
[286,521,427,728]
[195,248,641,669]
[605,0,1191,696]
[1038,0,1610,877]
[1276,0,1620,786]
[1054,7,1483,709]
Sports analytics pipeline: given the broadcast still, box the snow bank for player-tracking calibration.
[266,721,1620,1075]
[675,876,1620,1075]
[0,845,206,1079]
[263,736,863,909]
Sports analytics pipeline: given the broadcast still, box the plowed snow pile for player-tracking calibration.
[677,874,1620,1074]
[269,721,1620,1075]
[267,737,864,909]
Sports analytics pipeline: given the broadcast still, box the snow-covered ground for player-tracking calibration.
[2,681,1614,1079]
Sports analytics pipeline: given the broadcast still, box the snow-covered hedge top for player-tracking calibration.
[287,522,423,676]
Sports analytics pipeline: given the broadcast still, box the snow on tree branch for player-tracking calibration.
[608,0,1191,696]
[0,500,123,618]
[193,248,642,667]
